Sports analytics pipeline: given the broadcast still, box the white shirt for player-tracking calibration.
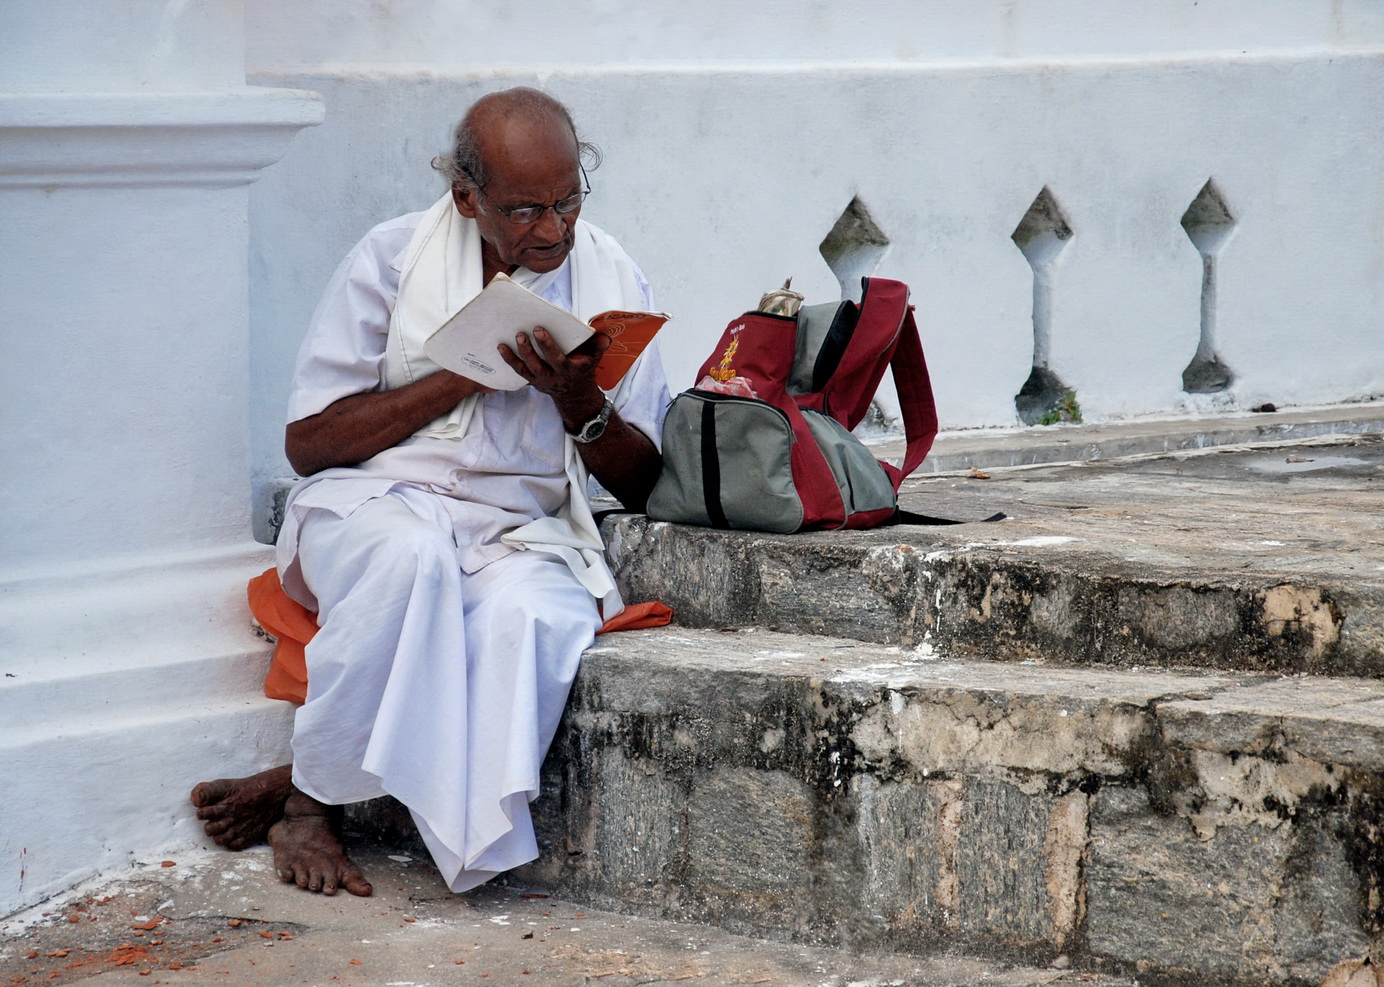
[279,210,670,584]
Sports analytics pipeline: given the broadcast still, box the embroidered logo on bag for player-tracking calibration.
[709,325,743,383]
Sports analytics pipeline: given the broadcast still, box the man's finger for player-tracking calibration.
[529,327,568,365]
[513,331,555,372]
[569,332,609,360]
[498,338,545,382]
[496,341,526,374]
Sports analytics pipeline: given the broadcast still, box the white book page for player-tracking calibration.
[423,274,593,390]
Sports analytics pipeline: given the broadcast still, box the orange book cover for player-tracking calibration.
[591,310,669,390]
[425,274,668,391]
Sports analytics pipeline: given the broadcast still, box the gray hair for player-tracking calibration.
[431,87,602,188]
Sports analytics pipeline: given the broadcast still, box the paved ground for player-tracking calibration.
[0,848,1135,987]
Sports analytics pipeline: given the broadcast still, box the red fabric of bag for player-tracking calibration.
[692,277,937,530]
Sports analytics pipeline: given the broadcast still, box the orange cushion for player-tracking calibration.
[248,568,672,706]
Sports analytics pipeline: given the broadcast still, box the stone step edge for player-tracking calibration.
[578,625,1384,779]
[604,514,1384,678]
[878,402,1384,472]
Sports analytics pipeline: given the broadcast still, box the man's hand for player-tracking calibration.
[497,327,609,427]
[498,326,662,511]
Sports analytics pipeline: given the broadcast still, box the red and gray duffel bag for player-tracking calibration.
[647,277,968,533]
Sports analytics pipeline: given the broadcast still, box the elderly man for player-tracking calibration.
[190,88,668,896]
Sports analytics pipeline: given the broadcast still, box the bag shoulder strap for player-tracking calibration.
[886,307,939,483]
[890,508,1008,526]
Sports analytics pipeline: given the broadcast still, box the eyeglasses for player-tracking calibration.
[463,165,591,225]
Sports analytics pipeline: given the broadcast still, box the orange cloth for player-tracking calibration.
[248,567,672,705]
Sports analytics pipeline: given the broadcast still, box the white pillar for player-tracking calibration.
[0,0,323,914]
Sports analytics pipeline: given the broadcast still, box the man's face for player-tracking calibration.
[452,114,583,275]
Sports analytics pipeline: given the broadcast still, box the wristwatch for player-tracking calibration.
[569,399,615,444]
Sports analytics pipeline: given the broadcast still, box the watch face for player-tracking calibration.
[573,400,614,443]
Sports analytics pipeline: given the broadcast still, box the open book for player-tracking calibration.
[423,273,669,391]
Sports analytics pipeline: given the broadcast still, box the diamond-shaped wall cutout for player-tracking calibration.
[1180,179,1236,393]
[1011,188,1076,425]
[1181,179,1235,253]
[1010,187,1073,262]
[820,197,890,302]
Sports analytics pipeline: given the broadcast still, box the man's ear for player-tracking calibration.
[452,184,479,219]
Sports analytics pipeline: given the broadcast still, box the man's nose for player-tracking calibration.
[533,206,567,239]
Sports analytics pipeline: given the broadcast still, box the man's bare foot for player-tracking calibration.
[190,765,294,850]
[267,789,372,896]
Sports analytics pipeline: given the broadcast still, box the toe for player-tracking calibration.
[190,780,225,807]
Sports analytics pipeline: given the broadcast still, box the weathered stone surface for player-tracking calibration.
[954,780,1076,947]
[1271,819,1374,983]
[833,659,1226,783]
[591,750,683,890]
[853,775,954,940]
[756,540,925,643]
[1087,785,1373,984]
[685,768,815,908]
[607,433,1384,676]
[1086,785,1295,981]
[604,519,760,630]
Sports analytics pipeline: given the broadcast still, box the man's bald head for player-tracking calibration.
[433,87,599,190]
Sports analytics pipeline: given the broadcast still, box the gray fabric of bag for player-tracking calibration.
[800,410,897,516]
[647,392,804,533]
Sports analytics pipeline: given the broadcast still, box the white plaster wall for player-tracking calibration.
[241,2,1384,531]
[2,0,245,92]
[245,0,1384,67]
[1,0,321,915]
[3,185,255,570]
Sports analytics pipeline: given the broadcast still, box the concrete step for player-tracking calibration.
[1,646,276,737]
[513,624,1384,986]
[1,694,294,915]
[606,431,1384,677]
[0,544,295,915]
[0,544,280,736]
